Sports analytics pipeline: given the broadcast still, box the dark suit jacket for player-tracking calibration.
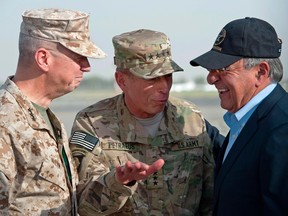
[214,84,288,216]
[205,119,225,160]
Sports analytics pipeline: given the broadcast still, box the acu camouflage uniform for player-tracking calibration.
[0,78,78,215]
[70,94,214,216]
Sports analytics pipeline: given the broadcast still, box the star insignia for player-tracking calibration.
[152,172,158,185]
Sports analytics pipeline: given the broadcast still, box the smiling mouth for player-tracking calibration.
[218,88,229,94]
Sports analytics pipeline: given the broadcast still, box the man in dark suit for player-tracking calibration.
[189,17,288,216]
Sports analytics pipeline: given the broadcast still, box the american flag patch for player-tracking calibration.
[70,131,99,151]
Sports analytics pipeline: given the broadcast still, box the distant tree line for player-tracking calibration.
[79,76,114,90]
[78,75,288,92]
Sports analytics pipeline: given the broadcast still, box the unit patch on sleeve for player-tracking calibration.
[70,131,99,151]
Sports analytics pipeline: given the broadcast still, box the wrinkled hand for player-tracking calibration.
[115,159,165,185]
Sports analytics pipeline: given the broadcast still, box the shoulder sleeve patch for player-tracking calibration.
[70,131,99,151]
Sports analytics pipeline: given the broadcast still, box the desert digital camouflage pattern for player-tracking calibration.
[70,94,214,216]
[21,8,106,59]
[0,78,78,215]
[113,29,183,79]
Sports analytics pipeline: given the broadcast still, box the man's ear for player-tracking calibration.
[35,48,49,71]
[115,71,127,92]
[257,61,270,78]
[255,61,270,86]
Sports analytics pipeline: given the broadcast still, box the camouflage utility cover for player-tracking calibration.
[21,8,106,59]
[0,78,78,215]
[70,94,214,216]
[113,29,183,79]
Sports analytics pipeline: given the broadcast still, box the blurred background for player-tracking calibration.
[1,0,287,135]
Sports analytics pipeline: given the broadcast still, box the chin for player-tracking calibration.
[153,107,165,114]
[69,82,80,89]
[64,87,76,95]
[220,103,228,111]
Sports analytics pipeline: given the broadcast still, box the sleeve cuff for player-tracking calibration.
[103,169,138,196]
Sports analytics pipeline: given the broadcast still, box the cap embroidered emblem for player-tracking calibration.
[213,29,226,51]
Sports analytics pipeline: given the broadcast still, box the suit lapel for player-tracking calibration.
[215,134,229,176]
[215,114,258,185]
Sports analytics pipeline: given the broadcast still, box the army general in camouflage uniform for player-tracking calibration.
[0,8,106,215]
[70,29,215,216]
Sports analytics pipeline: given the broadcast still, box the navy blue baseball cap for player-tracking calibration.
[190,17,282,70]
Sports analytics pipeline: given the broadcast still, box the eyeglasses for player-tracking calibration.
[207,67,231,75]
[207,65,245,74]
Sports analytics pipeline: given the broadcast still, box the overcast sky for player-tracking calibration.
[0,0,287,84]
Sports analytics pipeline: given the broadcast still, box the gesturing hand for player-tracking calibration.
[115,159,165,185]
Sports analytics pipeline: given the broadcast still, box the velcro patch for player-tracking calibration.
[70,131,99,151]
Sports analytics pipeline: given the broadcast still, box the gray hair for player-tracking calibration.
[243,58,283,82]
[18,33,57,57]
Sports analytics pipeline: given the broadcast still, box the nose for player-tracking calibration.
[158,75,172,93]
[80,58,91,72]
[207,70,220,85]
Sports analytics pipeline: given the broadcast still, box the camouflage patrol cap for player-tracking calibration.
[113,29,183,79]
[21,8,106,59]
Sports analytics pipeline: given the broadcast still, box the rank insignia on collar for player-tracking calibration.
[28,108,36,121]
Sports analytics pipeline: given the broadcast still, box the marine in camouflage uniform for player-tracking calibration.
[0,8,106,215]
[70,29,214,215]
[0,78,78,215]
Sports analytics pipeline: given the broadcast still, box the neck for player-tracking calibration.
[12,73,52,108]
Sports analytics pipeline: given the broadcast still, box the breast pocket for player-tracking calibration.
[163,146,203,206]
[22,160,68,194]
